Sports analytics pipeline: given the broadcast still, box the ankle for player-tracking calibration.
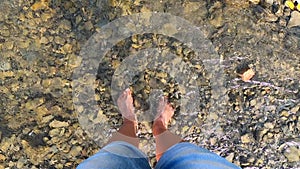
[153,120,167,136]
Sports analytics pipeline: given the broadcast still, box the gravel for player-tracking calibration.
[0,0,299,168]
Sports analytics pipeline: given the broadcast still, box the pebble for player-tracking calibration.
[31,1,48,11]
[288,11,300,28]
[241,134,253,143]
[49,120,69,128]
[226,153,235,162]
[41,115,54,124]
[284,146,300,162]
[0,61,11,71]
[3,41,14,50]
[250,99,257,107]
[58,19,72,30]
[0,71,14,78]
[54,36,66,45]
[264,122,275,129]
[291,105,299,114]
[84,21,94,31]
[249,0,260,5]
[25,98,45,110]
[265,0,274,4]
[0,28,10,37]
[40,36,49,44]
[280,110,289,117]
[0,154,6,161]
[69,146,82,157]
[17,157,26,168]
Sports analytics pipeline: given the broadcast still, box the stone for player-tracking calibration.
[210,13,224,28]
[25,98,45,110]
[184,2,200,13]
[67,54,82,69]
[58,19,72,30]
[84,21,94,31]
[0,71,14,78]
[31,1,48,11]
[241,134,253,143]
[264,122,275,129]
[54,36,65,45]
[265,0,273,5]
[250,99,257,107]
[291,106,299,114]
[40,36,49,44]
[17,157,26,168]
[0,61,11,71]
[41,115,54,124]
[3,41,14,50]
[0,28,10,37]
[0,154,6,161]
[61,44,72,54]
[249,0,260,4]
[280,110,289,117]
[284,146,300,162]
[69,146,82,157]
[162,23,178,35]
[288,11,300,28]
[0,137,13,152]
[49,120,69,128]
[41,12,53,21]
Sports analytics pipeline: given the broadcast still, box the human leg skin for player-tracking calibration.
[152,96,182,161]
[108,88,139,147]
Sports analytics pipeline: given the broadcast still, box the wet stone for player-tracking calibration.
[49,120,69,128]
[54,36,66,45]
[284,146,300,162]
[69,146,82,157]
[241,133,253,143]
[0,60,11,71]
[58,19,72,31]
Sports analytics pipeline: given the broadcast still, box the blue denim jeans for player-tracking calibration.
[77,141,241,169]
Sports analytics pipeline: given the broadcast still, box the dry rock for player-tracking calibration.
[288,11,300,28]
[226,153,235,162]
[249,0,260,4]
[49,120,69,128]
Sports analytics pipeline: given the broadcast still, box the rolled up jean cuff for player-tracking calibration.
[156,142,241,169]
[76,141,151,169]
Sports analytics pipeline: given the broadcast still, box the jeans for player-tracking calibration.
[77,141,241,169]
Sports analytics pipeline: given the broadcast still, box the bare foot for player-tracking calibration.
[153,96,174,135]
[152,96,181,161]
[117,88,136,122]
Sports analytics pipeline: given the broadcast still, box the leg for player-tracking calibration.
[77,141,151,169]
[153,97,182,161]
[108,88,139,148]
[155,142,241,169]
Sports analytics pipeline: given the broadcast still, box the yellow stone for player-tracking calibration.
[67,54,82,68]
[31,1,48,11]
[241,134,251,143]
[0,154,5,161]
[49,120,69,128]
[0,71,14,78]
[285,0,295,10]
[181,126,189,133]
[25,98,45,110]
